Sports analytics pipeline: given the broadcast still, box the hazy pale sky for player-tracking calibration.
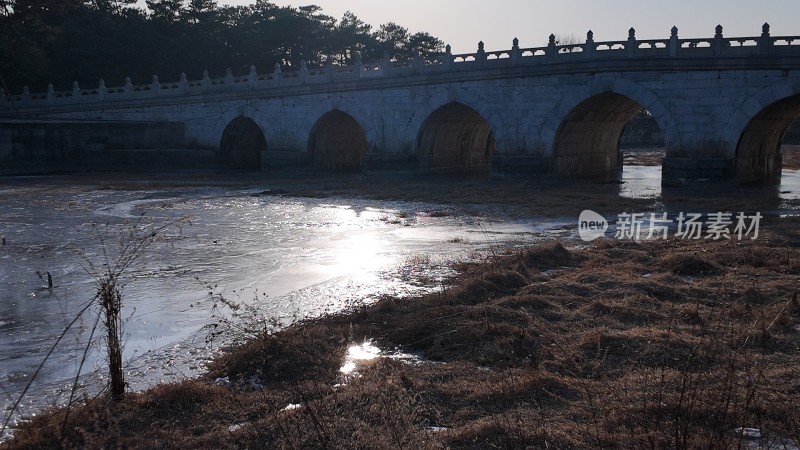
[215,0,800,53]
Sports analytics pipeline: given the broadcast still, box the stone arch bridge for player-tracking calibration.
[2,24,800,185]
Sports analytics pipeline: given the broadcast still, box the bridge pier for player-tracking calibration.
[260,150,301,169]
[0,120,194,175]
[363,152,415,172]
[661,158,734,185]
[491,156,551,177]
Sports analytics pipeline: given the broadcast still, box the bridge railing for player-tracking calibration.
[2,23,799,110]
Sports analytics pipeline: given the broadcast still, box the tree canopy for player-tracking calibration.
[0,0,444,93]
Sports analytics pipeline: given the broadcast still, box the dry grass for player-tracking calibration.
[5,219,800,449]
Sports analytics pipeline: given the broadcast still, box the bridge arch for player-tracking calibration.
[415,102,496,175]
[219,116,266,170]
[734,95,800,184]
[722,78,800,184]
[543,78,680,180]
[550,92,643,180]
[308,110,368,172]
[405,90,508,154]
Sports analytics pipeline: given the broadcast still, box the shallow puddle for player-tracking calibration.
[340,341,382,375]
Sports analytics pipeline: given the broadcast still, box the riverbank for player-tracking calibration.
[4,213,800,448]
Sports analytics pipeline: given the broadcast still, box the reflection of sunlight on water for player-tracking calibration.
[780,170,800,200]
[619,167,800,203]
[339,341,422,377]
[336,232,392,277]
[619,166,662,199]
[340,341,381,375]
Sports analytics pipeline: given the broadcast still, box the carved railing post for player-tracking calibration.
[443,44,452,70]
[712,24,727,56]
[179,72,188,93]
[124,76,132,97]
[248,65,257,87]
[72,81,80,100]
[476,41,486,66]
[759,22,773,55]
[21,85,30,103]
[224,68,233,90]
[273,63,281,86]
[584,30,596,58]
[382,51,391,76]
[511,37,520,65]
[46,83,54,104]
[626,27,637,57]
[669,26,679,57]
[300,60,308,82]
[546,34,558,61]
[411,51,421,74]
[202,69,210,90]
[98,79,106,100]
[353,52,363,77]
[326,60,334,82]
[151,75,160,96]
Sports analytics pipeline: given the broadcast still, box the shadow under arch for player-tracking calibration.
[735,95,800,184]
[219,116,266,170]
[416,102,495,176]
[551,92,659,182]
[308,110,368,173]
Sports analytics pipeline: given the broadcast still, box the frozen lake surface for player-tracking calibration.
[0,177,571,431]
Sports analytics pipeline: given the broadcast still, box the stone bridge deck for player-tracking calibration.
[2,24,800,185]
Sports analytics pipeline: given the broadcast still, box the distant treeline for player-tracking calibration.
[0,0,444,93]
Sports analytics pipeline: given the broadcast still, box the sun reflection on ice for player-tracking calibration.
[335,232,392,277]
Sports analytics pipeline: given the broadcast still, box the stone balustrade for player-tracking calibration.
[2,23,799,111]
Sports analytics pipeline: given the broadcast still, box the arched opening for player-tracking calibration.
[620,109,665,164]
[308,110,368,173]
[416,102,495,176]
[219,116,266,170]
[618,109,666,197]
[735,95,800,184]
[552,92,664,183]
